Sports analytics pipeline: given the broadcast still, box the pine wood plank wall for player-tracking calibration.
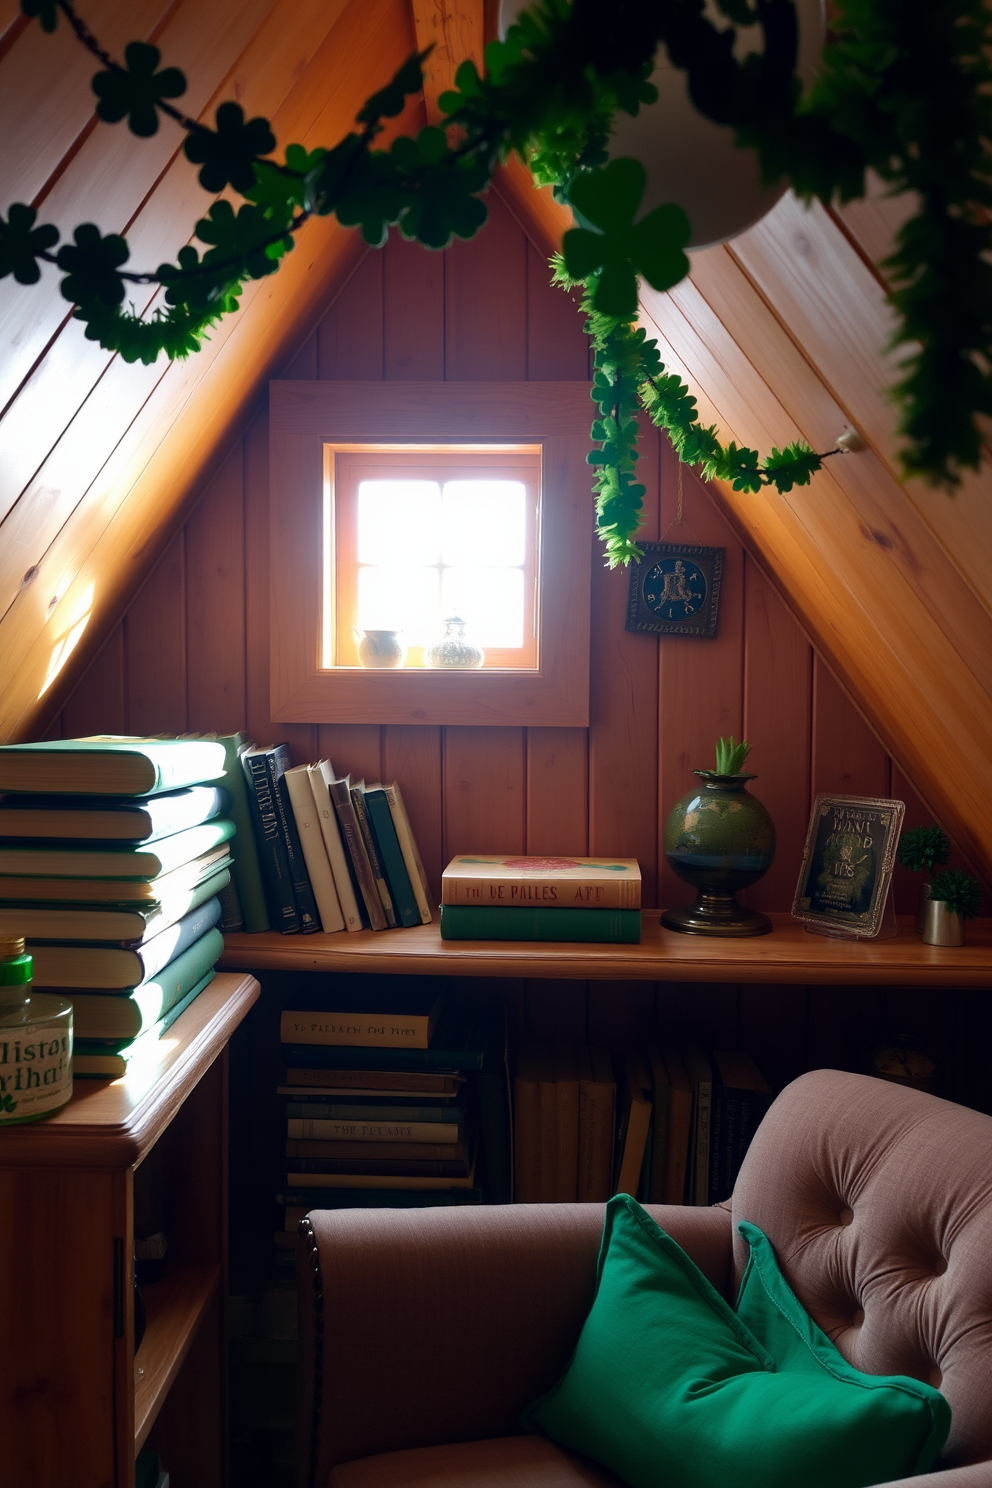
[49,197,973,1089]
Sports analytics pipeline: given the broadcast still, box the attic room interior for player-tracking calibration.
[2,0,992,1485]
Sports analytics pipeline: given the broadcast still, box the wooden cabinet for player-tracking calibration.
[0,972,259,1488]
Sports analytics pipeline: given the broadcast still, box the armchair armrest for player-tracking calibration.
[297,1202,732,1488]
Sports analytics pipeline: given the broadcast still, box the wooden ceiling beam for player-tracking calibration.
[410,0,484,123]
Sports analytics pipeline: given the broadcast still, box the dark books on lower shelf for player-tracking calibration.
[514,1043,616,1203]
[707,1049,773,1204]
[439,905,642,942]
[508,1040,771,1209]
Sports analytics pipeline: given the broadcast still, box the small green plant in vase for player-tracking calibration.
[922,869,982,947]
[897,825,952,934]
[662,737,776,938]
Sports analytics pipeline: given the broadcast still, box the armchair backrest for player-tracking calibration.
[731,1069,992,1471]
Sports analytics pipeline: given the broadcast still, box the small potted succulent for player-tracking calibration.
[922,870,982,947]
[897,826,952,933]
[662,736,775,938]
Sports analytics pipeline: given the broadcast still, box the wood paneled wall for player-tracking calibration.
[51,192,954,927]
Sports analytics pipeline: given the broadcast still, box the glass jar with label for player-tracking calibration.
[0,935,73,1124]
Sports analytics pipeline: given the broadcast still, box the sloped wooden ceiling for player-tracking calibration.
[1,0,991,884]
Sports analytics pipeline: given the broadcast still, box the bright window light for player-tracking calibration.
[357,565,440,640]
[357,480,440,566]
[441,481,526,567]
[441,567,524,648]
[331,451,540,669]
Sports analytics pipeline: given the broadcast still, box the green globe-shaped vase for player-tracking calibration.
[662,772,775,936]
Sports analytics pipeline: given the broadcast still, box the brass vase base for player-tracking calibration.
[661,891,773,938]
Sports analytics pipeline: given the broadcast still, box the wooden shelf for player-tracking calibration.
[134,1262,221,1454]
[0,973,259,1170]
[219,912,992,987]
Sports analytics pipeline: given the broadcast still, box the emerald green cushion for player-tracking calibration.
[522,1195,950,1488]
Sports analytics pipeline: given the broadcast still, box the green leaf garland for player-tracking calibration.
[5,0,992,562]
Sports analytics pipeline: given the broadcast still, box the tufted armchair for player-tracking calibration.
[296,1069,992,1488]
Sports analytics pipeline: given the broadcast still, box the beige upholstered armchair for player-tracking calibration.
[296,1070,992,1488]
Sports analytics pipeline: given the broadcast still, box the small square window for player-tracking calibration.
[269,380,593,726]
[327,448,540,669]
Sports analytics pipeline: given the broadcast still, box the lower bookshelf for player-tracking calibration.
[0,973,259,1488]
[135,1261,222,1453]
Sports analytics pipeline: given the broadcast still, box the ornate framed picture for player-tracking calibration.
[625,541,725,638]
[791,794,906,938]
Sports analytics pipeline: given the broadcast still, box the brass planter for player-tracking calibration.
[921,897,965,947]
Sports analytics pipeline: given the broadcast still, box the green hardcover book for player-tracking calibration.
[363,787,421,927]
[213,734,270,933]
[438,905,642,943]
[67,927,225,1040]
[0,818,235,880]
[30,896,222,988]
[0,784,228,842]
[72,968,216,1076]
[0,865,229,943]
[0,736,227,796]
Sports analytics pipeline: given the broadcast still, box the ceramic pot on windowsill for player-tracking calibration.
[662,772,776,937]
[355,629,406,668]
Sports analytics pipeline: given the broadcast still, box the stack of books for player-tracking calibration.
[439,855,642,943]
[234,744,433,936]
[273,988,511,1262]
[512,1041,772,1206]
[0,736,234,1077]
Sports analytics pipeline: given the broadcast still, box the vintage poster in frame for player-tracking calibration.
[625,541,725,638]
[792,794,906,938]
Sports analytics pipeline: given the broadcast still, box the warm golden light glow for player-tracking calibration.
[38,583,94,698]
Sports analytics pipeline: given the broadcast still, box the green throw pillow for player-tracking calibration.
[522,1195,950,1488]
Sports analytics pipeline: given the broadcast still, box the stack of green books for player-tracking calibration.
[0,736,236,1076]
[438,855,642,943]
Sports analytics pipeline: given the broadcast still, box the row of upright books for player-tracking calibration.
[0,736,234,1075]
[513,1041,773,1206]
[438,855,643,943]
[273,988,511,1267]
[229,740,432,935]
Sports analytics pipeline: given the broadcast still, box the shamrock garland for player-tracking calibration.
[2,0,991,562]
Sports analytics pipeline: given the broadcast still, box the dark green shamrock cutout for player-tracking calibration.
[56,223,129,307]
[184,103,276,194]
[335,152,408,247]
[356,50,429,125]
[394,134,488,249]
[20,0,58,32]
[0,1092,17,1113]
[245,147,326,225]
[92,42,187,137]
[0,204,59,284]
[196,200,290,280]
[562,158,691,317]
